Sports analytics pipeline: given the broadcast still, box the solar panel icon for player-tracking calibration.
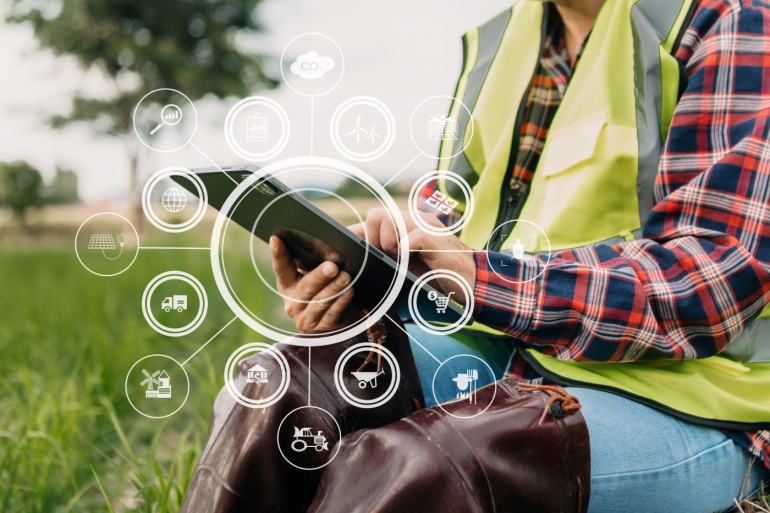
[88,234,116,250]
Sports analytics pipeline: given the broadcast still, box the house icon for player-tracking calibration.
[246,364,268,384]
[156,370,172,398]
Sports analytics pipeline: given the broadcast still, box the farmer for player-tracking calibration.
[183,0,770,511]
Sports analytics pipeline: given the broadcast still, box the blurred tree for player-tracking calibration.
[0,161,43,226]
[6,0,276,221]
[43,166,80,204]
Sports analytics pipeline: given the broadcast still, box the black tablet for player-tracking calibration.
[173,164,465,322]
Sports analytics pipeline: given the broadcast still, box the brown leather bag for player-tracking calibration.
[181,313,425,512]
[308,378,591,513]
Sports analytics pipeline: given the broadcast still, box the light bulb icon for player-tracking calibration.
[116,232,129,248]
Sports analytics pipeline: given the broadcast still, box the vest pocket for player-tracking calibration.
[524,118,639,250]
[541,111,608,178]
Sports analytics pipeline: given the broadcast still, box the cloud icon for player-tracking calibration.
[290,51,336,80]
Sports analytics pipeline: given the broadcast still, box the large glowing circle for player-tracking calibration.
[210,157,409,346]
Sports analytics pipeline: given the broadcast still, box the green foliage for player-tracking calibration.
[6,0,277,135]
[43,166,80,204]
[0,244,265,511]
[0,161,43,224]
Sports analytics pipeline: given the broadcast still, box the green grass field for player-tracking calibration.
[0,240,265,512]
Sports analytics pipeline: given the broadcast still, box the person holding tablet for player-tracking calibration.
[183,0,770,511]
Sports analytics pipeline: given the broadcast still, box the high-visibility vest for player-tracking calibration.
[438,0,770,430]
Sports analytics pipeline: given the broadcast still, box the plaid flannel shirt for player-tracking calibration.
[423,0,770,470]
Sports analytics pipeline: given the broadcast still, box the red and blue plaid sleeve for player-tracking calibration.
[473,0,770,363]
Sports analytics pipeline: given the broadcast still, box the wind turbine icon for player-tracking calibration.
[346,113,381,144]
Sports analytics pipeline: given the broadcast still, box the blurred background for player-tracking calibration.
[0,0,515,510]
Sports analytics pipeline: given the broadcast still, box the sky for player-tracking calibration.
[0,0,516,203]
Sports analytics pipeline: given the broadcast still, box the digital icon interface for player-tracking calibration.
[425,190,459,215]
[345,113,380,144]
[151,104,183,135]
[247,112,269,142]
[427,290,454,314]
[161,295,187,313]
[452,369,478,403]
[161,188,187,212]
[88,232,128,260]
[88,234,116,250]
[246,364,269,384]
[290,51,336,80]
[351,369,385,389]
[428,113,458,141]
[291,427,329,452]
[141,369,172,399]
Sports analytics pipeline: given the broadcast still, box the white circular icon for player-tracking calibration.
[141,271,208,337]
[280,33,345,97]
[211,157,410,346]
[224,96,290,162]
[141,167,208,233]
[408,269,474,336]
[333,342,401,409]
[223,342,291,409]
[125,354,190,419]
[277,406,342,470]
[485,219,552,285]
[75,212,139,277]
[133,89,198,153]
[330,97,396,162]
[410,95,474,159]
[432,354,496,419]
[408,171,475,236]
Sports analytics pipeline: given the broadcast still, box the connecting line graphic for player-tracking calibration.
[310,97,314,157]
[139,246,210,250]
[383,313,443,365]
[410,249,482,253]
[383,153,423,188]
[307,346,313,406]
[189,141,240,186]
[181,316,238,367]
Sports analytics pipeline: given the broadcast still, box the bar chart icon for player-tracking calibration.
[247,113,268,142]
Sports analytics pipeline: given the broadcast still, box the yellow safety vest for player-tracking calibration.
[438,0,770,430]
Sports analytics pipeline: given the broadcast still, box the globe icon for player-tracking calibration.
[162,188,186,213]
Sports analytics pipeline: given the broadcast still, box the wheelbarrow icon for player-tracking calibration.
[351,370,386,389]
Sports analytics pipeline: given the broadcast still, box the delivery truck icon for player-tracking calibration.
[247,113,268,142]
[162,295,188,312]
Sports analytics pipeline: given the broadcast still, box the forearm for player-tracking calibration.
[472,229,770,362]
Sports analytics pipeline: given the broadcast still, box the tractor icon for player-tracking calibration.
[291,427,329,452]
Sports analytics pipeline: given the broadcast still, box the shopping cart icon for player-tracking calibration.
[427,291,454,314]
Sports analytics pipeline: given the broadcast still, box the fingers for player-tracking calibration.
[318,288,355,328]
[348,223,366,239]
[270,236,298,291]
[295,271,354,331]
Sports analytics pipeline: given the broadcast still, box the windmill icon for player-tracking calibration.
[141,369,172,399]
[345,114,381,144]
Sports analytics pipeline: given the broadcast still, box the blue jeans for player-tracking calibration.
[405,323,770,513]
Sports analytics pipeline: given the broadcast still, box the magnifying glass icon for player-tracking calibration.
[150,104,183,135]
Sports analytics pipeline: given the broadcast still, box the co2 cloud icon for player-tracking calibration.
[290,51,336,80]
